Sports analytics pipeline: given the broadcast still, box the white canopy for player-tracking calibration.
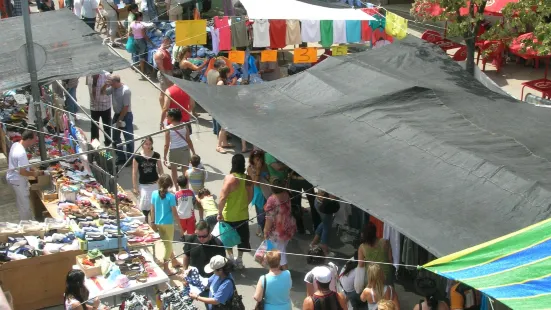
[239,0,375,20]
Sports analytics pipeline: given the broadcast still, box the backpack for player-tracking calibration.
[212,278,245,310]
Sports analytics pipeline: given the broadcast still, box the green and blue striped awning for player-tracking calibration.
[424,218,551,310]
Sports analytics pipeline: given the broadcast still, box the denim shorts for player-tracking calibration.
[134,39,147,59]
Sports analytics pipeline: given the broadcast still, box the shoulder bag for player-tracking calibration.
[213,278,245,310]
[254,275,266,310]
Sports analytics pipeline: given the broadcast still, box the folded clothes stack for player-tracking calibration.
[0,228,79,263]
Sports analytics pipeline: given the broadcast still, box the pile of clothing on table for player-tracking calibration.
[119,292,155,310]
[159,287,197,310]
[0,222,79,263]
[1,91,74,159]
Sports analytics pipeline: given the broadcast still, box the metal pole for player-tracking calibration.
[20,1,47,161]
[111,152,122,250]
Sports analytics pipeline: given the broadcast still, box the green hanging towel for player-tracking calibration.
[320,20,334,48]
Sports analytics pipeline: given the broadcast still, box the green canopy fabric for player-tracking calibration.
[424,218,551,309]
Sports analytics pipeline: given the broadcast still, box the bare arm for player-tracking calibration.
[270,162,288,171]
[306,283,315,296]
[246,175,254,203]
[253,276,263,302]
[217,176,232,220]
[19,167,40,177]
[117,105,129,122]
[358,245,365,267]
[132,158,139,193]
[337,293,348,310]
[150,207,157,231]
[172,205,183,234]
[263,216,273,239]
[182,253,190,270]
[185,130,195,155]
[360,288,370,303]
[164,131,170,164]
[302,297,314,310]
[181,60,208,72]
[160,95,171,127]
[157,157,164,175]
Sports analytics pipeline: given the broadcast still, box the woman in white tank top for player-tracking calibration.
[360,264,400,310]
[164,109,195,191]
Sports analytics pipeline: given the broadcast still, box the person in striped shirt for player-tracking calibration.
[185,154,206,194]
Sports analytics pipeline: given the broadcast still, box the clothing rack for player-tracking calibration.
[218,43,372,55]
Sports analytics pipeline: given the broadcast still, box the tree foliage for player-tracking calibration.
[410,0,487,75]
[484,0,551,56]
[411,0,551,75]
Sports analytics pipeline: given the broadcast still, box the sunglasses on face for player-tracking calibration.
[197,234,209,239]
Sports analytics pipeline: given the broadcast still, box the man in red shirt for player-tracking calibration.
[160,68,193,133]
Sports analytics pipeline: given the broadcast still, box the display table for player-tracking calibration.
[0,250,83,310]
[77,250,169,300]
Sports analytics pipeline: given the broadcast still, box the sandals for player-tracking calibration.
[216,147,227,154]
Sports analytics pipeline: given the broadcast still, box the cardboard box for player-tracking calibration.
[76,254,102,278]
[30,175,51,190]
[108,236,128,249]
[79,236,128,251]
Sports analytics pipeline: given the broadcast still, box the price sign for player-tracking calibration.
[332,46,348,56]
[228,51,245,64]
[261,50,278,62]
[293,48,317,64]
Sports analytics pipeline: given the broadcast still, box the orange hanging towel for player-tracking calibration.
[369,216,384,239]
[193,7,200,20]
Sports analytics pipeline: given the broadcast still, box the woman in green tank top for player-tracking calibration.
[218,154,253,269]
[357,222,393,287]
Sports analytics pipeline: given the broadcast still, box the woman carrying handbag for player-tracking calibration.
[253,250,292,310]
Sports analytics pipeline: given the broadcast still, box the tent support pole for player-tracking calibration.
[21,0,47,161]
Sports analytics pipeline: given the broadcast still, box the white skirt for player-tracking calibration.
[139,183,157,211]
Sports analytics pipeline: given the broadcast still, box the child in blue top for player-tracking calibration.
[150,174,182,274]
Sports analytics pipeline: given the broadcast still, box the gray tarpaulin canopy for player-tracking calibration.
[0,10,129,92]
[168,37,551,257]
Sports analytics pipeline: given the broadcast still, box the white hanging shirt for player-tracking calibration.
[252,19,270,48]
[286,20,302,45]
[333,20,347,44]
[300,20,320,42]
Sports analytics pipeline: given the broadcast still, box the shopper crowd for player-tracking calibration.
[2,6,480,310]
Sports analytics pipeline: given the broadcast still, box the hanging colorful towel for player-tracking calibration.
[385,12,408,40]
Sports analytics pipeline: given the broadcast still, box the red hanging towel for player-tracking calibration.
[214,16,232,51]
[361,21,372,42]
[269,20,287,49]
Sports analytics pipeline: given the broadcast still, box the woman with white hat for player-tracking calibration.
[189,255,236,309]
